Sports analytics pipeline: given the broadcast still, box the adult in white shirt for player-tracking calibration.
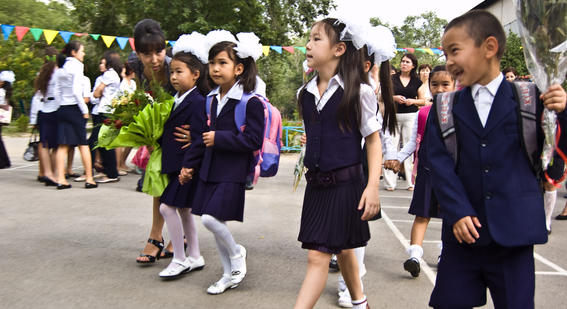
[91,51,123,183]
[54,41,97,189]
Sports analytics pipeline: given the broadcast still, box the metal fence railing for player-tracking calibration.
[281,126,304,152]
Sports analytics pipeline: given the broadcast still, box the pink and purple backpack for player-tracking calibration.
[206,92,282,184]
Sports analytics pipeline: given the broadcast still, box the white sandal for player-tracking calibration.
[159,258,191,278]
[206,276,237,295]
[230,244,247,284]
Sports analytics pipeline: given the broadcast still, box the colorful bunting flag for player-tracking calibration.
[43,29,59,45]
[74,33,87,37]
[15,26,29,42]
[90,34,101,41]
[295,47,306,54]
[129,38,136,51]
[101,35,116,48]
[431,48,442,55]
[168,40,176,47]
[59,31,74,43]
[115,36,128,50]
[1,24,15,41]
[282,46,294,54]
[425,48,435,55]
[262,45,270,56]
[406,48,415,54]
[29,28,43,41]
[270,46,282,54]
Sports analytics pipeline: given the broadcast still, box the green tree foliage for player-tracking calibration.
[371,12,447,69]
[500,31,528,76]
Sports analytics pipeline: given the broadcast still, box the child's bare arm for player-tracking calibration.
[359,131,382,220]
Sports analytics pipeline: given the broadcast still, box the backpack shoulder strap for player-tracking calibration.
[205,95,214,126]
[510,81,538,172]
[235,92,254,132]
[435,90,460,165]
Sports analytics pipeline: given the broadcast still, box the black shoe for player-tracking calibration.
[556,214,567,220]
[563,193,567,198]
[404,258,420,278]
[44,178,58,187]
[37,176,47,183]
[57,183,72,190]
[329,256,340,272]
[548,229,552,235]
[85,182,98,189]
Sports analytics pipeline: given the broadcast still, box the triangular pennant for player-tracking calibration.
[270,46,282,54]
[101,35,116,48]
[29,28,43,41]
[396,48,406,52]
[129,38,135,51]
[282,46,295,54]
[59,31,74,43]
[405,48,415,53]
[295,46,306,54]
[90,34,101,41]
[115,37,128,50]
[73,32,87,37]
[431,48,442,55]
[169,40,176,47]
[1,24,15,41]
[43,29,59,45]
[425,48,435,55]
[415,48,425,53]
[262,45,270,56]
[15,26,29,42]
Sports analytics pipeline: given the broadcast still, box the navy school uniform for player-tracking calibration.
[426,80,567,308]
[159,88,206,208]
[191,87,264,222]
[298,87,370,254]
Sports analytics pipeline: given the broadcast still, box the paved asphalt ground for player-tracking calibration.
[1,136,567,308]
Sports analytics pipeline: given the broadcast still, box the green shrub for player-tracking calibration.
[13,114,29,132]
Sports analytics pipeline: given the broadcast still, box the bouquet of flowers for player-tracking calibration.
[97,84,174,197]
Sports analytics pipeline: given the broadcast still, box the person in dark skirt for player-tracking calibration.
[385,65,455,278]
[0,71,15,169]
[32,50,65,185]
[156,33,209,279]
[188,32,264,295]
[294,19,395,309]
[54,41,97,189]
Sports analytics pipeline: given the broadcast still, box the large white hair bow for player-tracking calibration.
[0,71,15,83]
[205,30,237,52]
[172,32,209,64]
[235,32,263,61]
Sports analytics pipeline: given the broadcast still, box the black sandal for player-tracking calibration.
[136,238,164,264]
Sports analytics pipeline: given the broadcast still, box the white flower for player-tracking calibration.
[234,32,263,61]
[206,30,237,52]
[172,32,209,64]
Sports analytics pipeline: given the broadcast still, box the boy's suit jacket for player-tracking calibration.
[160,89,206,174]
[426,80,566,247]
[199,95,264,183]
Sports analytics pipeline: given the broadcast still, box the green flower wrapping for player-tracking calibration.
[98,98,175,196]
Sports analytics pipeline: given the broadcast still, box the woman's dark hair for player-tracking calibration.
[61,40,83,58]
[56,54,66,68]
[35,47,59,96]
[503,67,517,76]
[103,51,124,80]
[1,82,13,106]
[124,62,134,76]
[361,46,397,135]
[401,53,419,79]
[134,19,166,54]
[429,65,455,83]
[172,52,212,96]
[208,41,258,93]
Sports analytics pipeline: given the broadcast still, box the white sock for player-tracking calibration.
[354,247,366,277]
[544,190,556,231]
[179,208,200,259]
[352,295,367,309]
[407,244,423,260]
[159,203,186,261]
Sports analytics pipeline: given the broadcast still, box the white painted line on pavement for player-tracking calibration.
[535,271,567,276]
[381,205,410,209]
[534,252,567,274]
[381,210,437,285]
[380,195,413,199]
[390,219,442,224]
[4,163,36,170]
[422,240,442,244]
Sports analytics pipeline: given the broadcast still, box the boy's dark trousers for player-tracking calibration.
[429,242,534,309]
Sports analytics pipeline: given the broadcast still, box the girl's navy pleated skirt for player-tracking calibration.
[298,168,370,254]
[57,105,87,146]
[191,179,245,222]
[408,165,440,218]
[38,111,58,149]
[160,172,198,208]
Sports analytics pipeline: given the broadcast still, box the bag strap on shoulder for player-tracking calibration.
[510,81,538,172]
[435,91,460,165]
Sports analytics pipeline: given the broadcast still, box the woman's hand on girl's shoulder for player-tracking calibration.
[203,131,215,147]
[358,186,380,220]
[174,124,191,149]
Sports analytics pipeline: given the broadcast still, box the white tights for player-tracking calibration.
[201,214,239,276]
[159,203,200,261]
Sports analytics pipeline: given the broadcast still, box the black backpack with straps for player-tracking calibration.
[434,81,541,176]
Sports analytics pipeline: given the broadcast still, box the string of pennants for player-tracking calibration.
[1,24,444,56]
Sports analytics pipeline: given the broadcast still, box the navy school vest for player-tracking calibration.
[301,88,362,172]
